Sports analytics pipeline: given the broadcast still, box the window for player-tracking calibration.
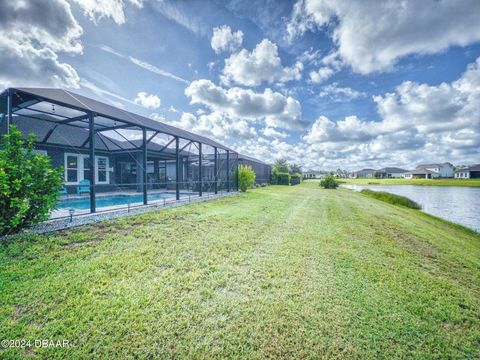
[66,155,78,183]
[159,161,166,184]
[96,157,108,184]
[147,161,154,174]
[83,157,91,182]
[64,153,110,185]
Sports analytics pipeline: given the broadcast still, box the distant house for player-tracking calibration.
[404,163,454,179]
[376,167,409,178]
[454,164,480,179]
[353,168,375,178]
[303,170,325,179]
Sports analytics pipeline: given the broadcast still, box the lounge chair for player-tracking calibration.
[58,186,67,195]
[77,179,90,195]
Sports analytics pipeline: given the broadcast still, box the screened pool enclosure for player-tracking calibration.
[0,88,238,219]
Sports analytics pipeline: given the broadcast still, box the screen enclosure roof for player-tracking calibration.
[2,87,236,154]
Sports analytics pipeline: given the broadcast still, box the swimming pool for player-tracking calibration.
[57,192,191,210]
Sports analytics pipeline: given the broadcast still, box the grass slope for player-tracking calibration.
[360,189,422,209]
[339,178,480,187]
[1,183,479,358]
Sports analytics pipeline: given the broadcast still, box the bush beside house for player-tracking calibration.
[274,172,291,185]
[238,164,256,192]
[271,159,290,185]
[0,125,63,236]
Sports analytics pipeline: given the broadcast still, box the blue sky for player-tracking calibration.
[1,0,479,170]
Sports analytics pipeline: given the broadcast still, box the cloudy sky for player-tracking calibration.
[1,0,480,170]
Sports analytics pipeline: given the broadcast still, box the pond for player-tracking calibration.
[341,184,480,232]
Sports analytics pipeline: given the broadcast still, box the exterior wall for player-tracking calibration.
[238,158,271,184]
[379,172,406,178]
[425,164,453,178]
[438,164,454,178]
[356,171,374,178]
[471,171,480,179]
[388,172,406,178]
[455,171,471,179]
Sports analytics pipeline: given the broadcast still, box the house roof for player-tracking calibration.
[303,170,325,174]
[377,167,408,173]
[409,169,435,175]
[3,87,234,152]
[12,115,197,157]
[356,168,375,172]
[416,162,453,169]
[238,153,271,166]
[455,164,480,172]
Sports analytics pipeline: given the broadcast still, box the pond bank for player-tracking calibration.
[342,184,480,232]
[340,178,480,187]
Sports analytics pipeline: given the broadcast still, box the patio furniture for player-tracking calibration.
[77,179,90,195]
[58,186,67,195]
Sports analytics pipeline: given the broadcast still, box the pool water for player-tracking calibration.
[57,192,189,210]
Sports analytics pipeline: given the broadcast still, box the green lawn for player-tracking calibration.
[338,177,480,186]
[1,183,479,358]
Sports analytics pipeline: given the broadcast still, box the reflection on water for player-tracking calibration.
[342,184,480,232]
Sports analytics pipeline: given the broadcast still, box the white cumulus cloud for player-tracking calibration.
[221,39,303,87]
[211,25,243,54]
[309,67,334,84]
[134,92,161,109]
[169,112,257,140]
[185,79,307,130]
[0,0,82,88]
[73,0,143,25]
[287,0,480,74]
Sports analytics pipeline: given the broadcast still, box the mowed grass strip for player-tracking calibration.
[1,182,479,358]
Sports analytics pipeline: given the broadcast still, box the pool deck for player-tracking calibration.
[53,189,207,218]
[27,191,239,234]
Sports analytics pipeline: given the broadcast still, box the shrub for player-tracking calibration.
[290,173,302,185]
[238,164,256,192]
[360,189,421,209]
[271,159,290,185]
[273,172,290,185]
[0,125,63,235]
[319,174,338,189]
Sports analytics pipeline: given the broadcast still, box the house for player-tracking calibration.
[303,170,325,179]
[454,164,480,179]
[404,163,454,179]
[1,87,239,217]
[353,168,375,178]
[238,154,271,184]
[376,167,409,178]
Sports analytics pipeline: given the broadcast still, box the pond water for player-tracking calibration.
[341,184,480,232]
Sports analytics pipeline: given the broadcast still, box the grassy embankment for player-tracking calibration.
[360,189,422,209]
[339,177,480,186]
[1,182,479,358]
